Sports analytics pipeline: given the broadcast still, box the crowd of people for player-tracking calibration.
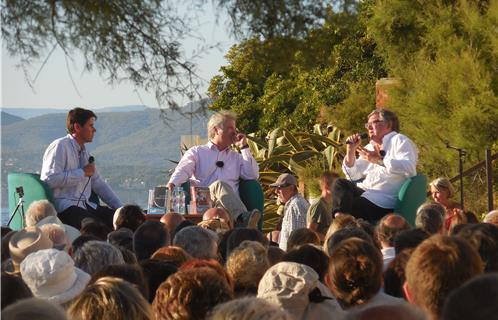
[1,107,497,319]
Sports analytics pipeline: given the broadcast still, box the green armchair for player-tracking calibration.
[394,174,428,226]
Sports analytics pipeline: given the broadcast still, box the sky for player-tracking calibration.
[1,3,234,110]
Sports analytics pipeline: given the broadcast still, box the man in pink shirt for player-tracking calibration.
[167,110,260,228]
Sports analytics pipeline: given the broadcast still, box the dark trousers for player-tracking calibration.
[58,205,115,230]
[332,178,393,223]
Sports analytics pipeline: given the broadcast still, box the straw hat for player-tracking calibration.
[9,226,53,272]
[20,248,90,305]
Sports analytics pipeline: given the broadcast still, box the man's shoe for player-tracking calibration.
[237,209,261,229]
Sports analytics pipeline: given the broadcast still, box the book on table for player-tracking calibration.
[190,186,212,215]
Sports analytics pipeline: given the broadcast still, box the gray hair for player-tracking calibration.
[2,298,68,320]
[38,224,68,250]
[368,108,400,132]
[207,110,237,139]
[430,177,455,198]
[25,200,57,227]
[173,226,218,259]
[208,297,292,320]
[73,240,124,275]
[415,202,445,235]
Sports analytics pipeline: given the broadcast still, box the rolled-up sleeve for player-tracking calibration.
[239,148,259,180]
[169,148,197,186]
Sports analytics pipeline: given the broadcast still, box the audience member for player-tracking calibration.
[67,276,153,320]
[307,171,339,240]
[393,228,430,255]
[483,209,498,226]
[117,246,138,264]
[139,259,178,303]
[38,223,69,251]
[9,226,53,273]
[200,207,234,230]
[332,109,418,222]
[453,223,498,272]
[226,240,270,297]
[107,227,134,251]
[160,212,185,240]
[404,235,484,320]
[79,218,112,240]
[113,204,146,231]
[1,272,33,310]
[376,214,411,270]
[286,228,320,251]
[153,267,233,320]
[345,303,427,320]
[173,219,195,235]
[24,200,57,226]
[68,234,100,257]
[151,246,193,267]
[34,214,80,244]
[208,297,292,320]
[282,244,329,282]
[73,240,125,275]
[180,258,234,290]
[415,202,445,235]
[326,238,402,309]
[218,228,236,264]
[90,264,148,300]
[258,261,344,319]
[383,248,414,298]
[133,221,170,261]
[442,273,498,320]
[429,178,459,212]
[2,298,67,320]
[267,245,286,266]
[323,214,356,246]
[270,173,309,251]
[173,225,218,260]
[20,248,90,306]
[226,228,268,258]
[324,226,373,256]
[463,211,479,223]
[2,229,17,264]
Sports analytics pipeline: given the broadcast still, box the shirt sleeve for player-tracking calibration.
[40,140,85,188]
[342,156,370,181]
[168,147,198,186]
[239,148,259,180]
[383,137,418,177]
[91,172,123,209]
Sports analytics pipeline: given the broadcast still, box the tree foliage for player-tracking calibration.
[1,0,210,108]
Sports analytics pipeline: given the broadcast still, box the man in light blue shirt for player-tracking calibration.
[41,108,123,229]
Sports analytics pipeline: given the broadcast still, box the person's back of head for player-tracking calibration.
[483,209,498,226]
[208,297,292,320]
[80,219,112,241]
[107,228,134,251]
[345,303,427,320]
[89,264,148,301]
[73,240,125,275]
[114,204,146,232]
[442,273,498,320]
[173,225,218,259]
[180,259,233,291]
[282,244,329,282]
[286,228,320,251]
[38,223,68,251]
[133,221,169,261]
[324,226,374,256]
[151,245,193,267]
[404,235,484,320]
[67,276,153,320]
[453,223,498,272]
[377,214,411,248]
[139,259,178,303]
[24,200,57,227]
[2,298,67,320]
[226,241,269,297]
[415,202,445,235]
[267,245,286,266]
[325,238,383,309]
[1,272,33,310]
[226,228,268,258]
[383,248,414,298]
[153,267,233,320]
[394,228,430,255]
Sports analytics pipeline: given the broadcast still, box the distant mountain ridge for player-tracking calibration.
[2,105,148,119]
[1,111,24,126]
[1,104,212,208]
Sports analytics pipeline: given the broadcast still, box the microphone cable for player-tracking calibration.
[76,156,94,208]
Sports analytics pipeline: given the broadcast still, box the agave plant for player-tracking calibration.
[247,124,345,231]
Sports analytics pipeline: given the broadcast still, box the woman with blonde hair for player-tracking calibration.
[430,178,466,233]
[67,277,153,320]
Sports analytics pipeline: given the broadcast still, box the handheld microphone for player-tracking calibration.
[216,161,224,168]
[345,133,369,144]
[77,156,95,207]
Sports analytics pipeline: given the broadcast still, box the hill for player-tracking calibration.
[2,105,147,119]
[1,106,212,208]
[1,111,24,126]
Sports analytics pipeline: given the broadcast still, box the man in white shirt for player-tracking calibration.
[332,109,418,222]
[41,108,123,229]
[167,110,260,228]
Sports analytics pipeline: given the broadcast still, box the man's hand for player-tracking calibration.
[233,132,248,148]
[344,133,364,167]
[166,182,175,191]
[358,143,383,165]
[83,163,95,177]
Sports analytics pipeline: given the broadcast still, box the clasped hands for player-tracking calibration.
[358,143,383,165]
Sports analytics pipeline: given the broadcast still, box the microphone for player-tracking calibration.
[216,161,224,168]
[345,133,369,144]
[77,156,95,207]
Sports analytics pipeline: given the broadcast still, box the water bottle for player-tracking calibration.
[173,187,184,213]
[178,189,186,214]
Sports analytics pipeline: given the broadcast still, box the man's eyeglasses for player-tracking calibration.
[364,120,384,129]
[275,184,291,190]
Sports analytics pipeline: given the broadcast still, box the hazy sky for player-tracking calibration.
[1,4,234,109]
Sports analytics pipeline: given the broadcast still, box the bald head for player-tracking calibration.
[484,210,498,226]
[377,214,411,248]
[161,212,185,238]
[203,208,233,229]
